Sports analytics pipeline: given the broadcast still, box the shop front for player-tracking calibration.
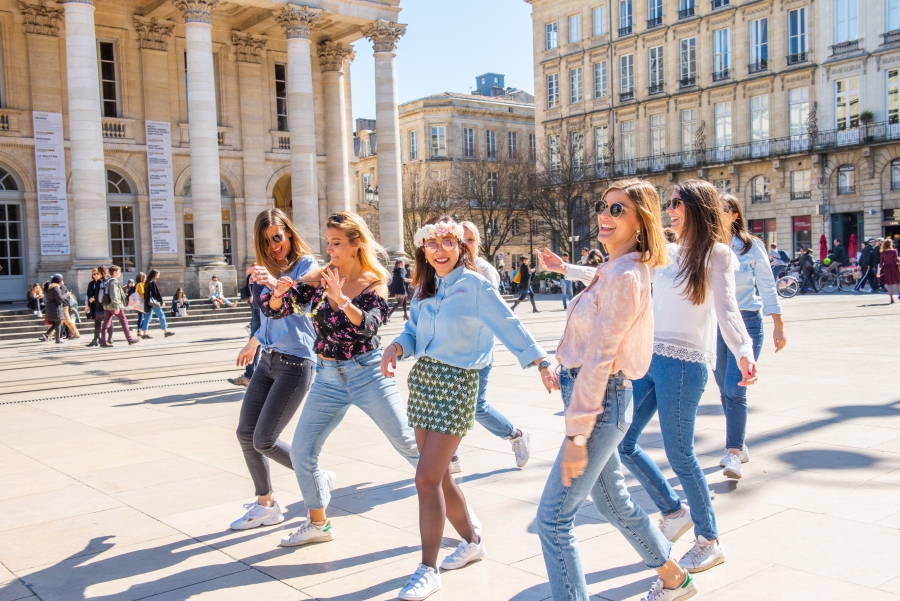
[792,215,812,257]
[749,218,777,248]
[884,209,900,250]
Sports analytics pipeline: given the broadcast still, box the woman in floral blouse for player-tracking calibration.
[265,211,418,548]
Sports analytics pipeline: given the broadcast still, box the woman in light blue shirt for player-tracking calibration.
[716,194,787,480]
[380,216,557,601]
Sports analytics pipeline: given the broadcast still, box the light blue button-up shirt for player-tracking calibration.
[253,254,317,361]
[392,266,546,370]
[732,237,782,316]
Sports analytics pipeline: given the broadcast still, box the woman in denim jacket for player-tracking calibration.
[380,216,557,601]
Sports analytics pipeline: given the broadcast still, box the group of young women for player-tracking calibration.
[230,176,785,601]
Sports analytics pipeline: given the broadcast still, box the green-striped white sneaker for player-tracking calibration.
[641,573,697,601]
[280,518,335,547]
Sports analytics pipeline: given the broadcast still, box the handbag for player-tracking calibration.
[176,305,187,317]
[126,292,143,311]
[149,297,161,308]
[512,270,521,284]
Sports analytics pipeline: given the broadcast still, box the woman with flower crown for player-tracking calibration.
[264,212,419,548]
[380,215,558,601]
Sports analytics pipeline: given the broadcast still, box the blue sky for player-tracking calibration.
[349,0,535,123]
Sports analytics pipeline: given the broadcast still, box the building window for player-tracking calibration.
[108,205,136,272]
[570,67,583,103]
[789,87,810,150]
[715,101,733,160]
[837,165,856,194]
[621,120,635,162]
[508,131,518,157]
[791,170,812,199]
[748,218,777,247]
[594,61,608,98]
[572,131,584,171]
[648,0,663,23]
[595,125,609,167]
[751,176,770,203]
[568,14,582,43]
[713,28,731,79]
[546,22,558,49]
[530,133,536,161]
[650,114,665,161]
[409,130,418,160]
[107,170,132,194]
[679,0,695,18]
[749,18,768,71]
[715,179,732,194]
[487,172,499,200]
[750,94,770,156]
[274,64,288,132]
[548,74,560,108]
[892,159,900,189]
[835,0,858,43]
[511,219,521,237]
[835,77,860,130]
[430,126,446,157]
[680,38,696,86]
[681,109,697,157]
[486,130,497,159]
[362,173,371,199]
[889,70,900,128]
[619,0,633,31]
[98,41,119,118]
[648,46,664,93]
[549,134,560,171]
[464,127,475,158]
[788,8,808,63]
[592,6,608,35]
[620,54,634,92]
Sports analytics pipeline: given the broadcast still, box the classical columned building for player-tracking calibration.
[0,0,406,301]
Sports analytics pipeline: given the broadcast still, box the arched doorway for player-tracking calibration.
[0,167,25,300]
[107,169,138,274]
[272,174,292,220]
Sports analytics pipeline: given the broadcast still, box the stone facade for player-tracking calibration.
[524,0,900,259]
[0,0,406,301]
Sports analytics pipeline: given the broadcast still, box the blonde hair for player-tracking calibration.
[460,221,482,258]
[326,212,390,283]
[253,208,314,277]
[601,179,669,270]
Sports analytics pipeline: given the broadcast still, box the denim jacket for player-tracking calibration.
[392,265,546,370]
[732,237,782,316]
[253,254,317,362]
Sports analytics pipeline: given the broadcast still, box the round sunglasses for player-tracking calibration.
[424,238,458,252]
[594,200,627,218]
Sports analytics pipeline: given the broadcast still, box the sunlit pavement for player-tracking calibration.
[1,292,899,601]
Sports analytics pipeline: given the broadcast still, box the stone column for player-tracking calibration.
[319,41,354,216]
[363,21,407,258]
[62,0,111,293]
[275,5,322,254]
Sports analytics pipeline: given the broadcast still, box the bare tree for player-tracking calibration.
[401,163,461,257]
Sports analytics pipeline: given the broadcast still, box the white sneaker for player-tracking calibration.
[722,453,742,479]
[280,518,335,547]
[510,429,531,469]
[641,574,698,601]
[467,504,482,537]
[229,501,284,531]
[678,535,725,573]
[657,504,693,543]
[324,470,337,492]
[450,457,462,474]
[440,537,486,570]
[718,446,750,466]
[399,563,441,601]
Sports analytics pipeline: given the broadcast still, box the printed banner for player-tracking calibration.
[145,120,179,254]
[32,111,70,255]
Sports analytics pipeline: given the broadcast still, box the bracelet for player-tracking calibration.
[338,297,353,311]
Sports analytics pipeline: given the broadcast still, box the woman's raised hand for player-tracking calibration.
[247,265,277,289]
[272,276,294,298]
[537,247,566,274]
[320,267,347,302]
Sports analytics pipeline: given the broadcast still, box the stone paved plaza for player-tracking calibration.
[1,293,900,601]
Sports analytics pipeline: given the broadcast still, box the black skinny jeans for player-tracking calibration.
[45,321,62,342]
[92,313,113,342]
[236,350,314,497]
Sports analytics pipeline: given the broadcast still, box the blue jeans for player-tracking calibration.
[714,311,764,450]
[618,354,718,540]
[561,279,574,308]
[290,348,419,511]
[474,362,517,439]
[539,368,671,601]
[139,306,168,331]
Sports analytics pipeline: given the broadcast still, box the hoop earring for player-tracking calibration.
[635,231,642,244]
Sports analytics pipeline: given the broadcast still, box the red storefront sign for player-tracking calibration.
[793,216,811,231]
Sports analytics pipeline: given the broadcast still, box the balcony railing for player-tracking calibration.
[620,90,635,101]
[752,193,771,204]
[649,83,665,95]
[270,130,290,151]
[679,76,696,88]
[678,7,695,19]
[712,68,730,81]
[647,16,663,28]
[791,190,812,200]
[711,0,729,8]
[788,52,808,65]
[618,25,633,37]
[751,140,770,157]
[101,117,135,141]
[892,181,900,190]
[748,60,768,73]
[884,30,900,45]
[831,39,861,56]
[837,185,856,195]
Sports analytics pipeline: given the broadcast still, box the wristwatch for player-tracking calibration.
[567,434,588,447]
[538,359,551,372]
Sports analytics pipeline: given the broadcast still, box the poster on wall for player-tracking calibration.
[32,111,70,255]
[145,120,179,254]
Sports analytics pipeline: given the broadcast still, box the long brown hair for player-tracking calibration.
[325,211,390,283]
[412,215,476,300]
[253,208,314,277]
[720,193,753,255]
[97,265,109,278]
[600,178,669,269]
[673,179,727,305]
[884,238,895,251]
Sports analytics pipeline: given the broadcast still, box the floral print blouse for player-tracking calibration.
[262,282,388,360]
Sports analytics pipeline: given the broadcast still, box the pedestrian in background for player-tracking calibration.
[172,288,190,317]
[879,238,900,304]
[53,274,80,340]
[559,252,573,309]
[855,239,879,293]
[511,255,539,313]
[799,248,818,294]
[209,275,234,308]
[27,283,44,316]
[100,265,139,347]
[86,266,113,346]
[586,249,604,266]
[387,259,411,321]
[142,269,174,338]
[769,243,789,279]
[132,272,147,337]
[39,276,67,343]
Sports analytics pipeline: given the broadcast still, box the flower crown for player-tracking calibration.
[413,221,465,248]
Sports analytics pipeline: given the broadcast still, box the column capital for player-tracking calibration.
[318,41,354,72]
[173,0,220,25]
[274,5,322,40]
[18,0,63,36]
[231,31,267,63]
[134,17,174,51]
[361,19,407,53]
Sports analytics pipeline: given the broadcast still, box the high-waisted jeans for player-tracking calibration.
[290,347,418,511]
[538,368,671,601]
[139,306,168,331]
[714,311,764,450]
[237,350,314,497]
[618,353,717,540]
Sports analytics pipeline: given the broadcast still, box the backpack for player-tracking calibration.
[778,250,791,264]
[101,278,113,306]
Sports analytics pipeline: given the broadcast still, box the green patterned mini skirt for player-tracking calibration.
[407,356,480,437]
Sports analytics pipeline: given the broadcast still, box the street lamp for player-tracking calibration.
[568,218,580,260]
[364,185,379,210]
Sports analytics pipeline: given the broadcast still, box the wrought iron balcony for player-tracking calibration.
[791,190,812,200]
[837,185,857,195]
[678,7,695,19]
[711,0,729,8]
[788,52,808,65]
[892,181,900,190]
[752,193,771,204]
[831,39,861,56]
[618,25,633,37]
[649,83,665,95]
[647,16,663,29]
[679,76,696,88]
[620,90,635,102]
[748,60,768,74]
[712,68,730,81]
[883,30,900,45]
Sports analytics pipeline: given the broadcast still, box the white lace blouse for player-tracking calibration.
[654,243,753,365]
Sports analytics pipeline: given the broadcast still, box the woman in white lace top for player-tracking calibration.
[618,179,757,576]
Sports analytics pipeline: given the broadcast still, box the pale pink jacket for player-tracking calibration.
[556,252,653,438]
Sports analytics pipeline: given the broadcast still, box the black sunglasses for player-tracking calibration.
[594,200,627,218]
[267,233,285,245]
[663,198,683,210]
[329,213,347,224]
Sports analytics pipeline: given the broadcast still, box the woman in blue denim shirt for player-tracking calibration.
[380,216,557,601]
